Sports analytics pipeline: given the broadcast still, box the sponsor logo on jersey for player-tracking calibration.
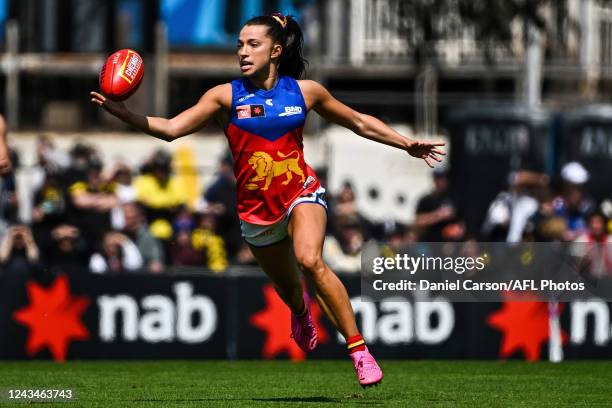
[278,106,303,117]
[237,104,266,119]
[238,93,255,103]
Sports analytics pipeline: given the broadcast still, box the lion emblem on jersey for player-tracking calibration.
[245,150,305,191]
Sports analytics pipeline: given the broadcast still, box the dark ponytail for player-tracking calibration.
[245,13,308,79]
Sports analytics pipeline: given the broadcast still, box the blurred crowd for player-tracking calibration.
[369,161,612,278]
[0,137,242,276]
[0,136,611,277]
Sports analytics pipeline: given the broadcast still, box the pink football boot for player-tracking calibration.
[290,304,318,352]
[350,347,383,388]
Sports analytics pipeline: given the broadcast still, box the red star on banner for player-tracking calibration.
[250,283,329,361]
[487,293,568,361]
[13,275,90,362]
[253,106,262,115]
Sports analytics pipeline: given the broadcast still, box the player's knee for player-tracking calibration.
[296,252,325,279]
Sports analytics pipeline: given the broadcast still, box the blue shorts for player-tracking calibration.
[240,187,328,247]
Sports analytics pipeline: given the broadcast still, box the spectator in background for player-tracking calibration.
[481,169,549,242]
[68,157,117,244]
[31,169,67,247]
[170,217,203,267]
[0,225,42,275]
[204,154,241,260]
[42,224,90,275]
[30,135,70,194]
[35,135,70,173]
[332,181,360,220]
[573,211,612,278]
[577,211,612,243]
[110,163,137,200]
[0,148,20,228]
[122,202,164,273]
[415,166,462,242]
[329,181,372,239]
[190,207,228,273]
[323,217,364,273]
[108,162,138,230]
[554,162,595,241]
[63,142,97,188]
[0,114,11,238]
[89,231,143,274]
[524,189,568,242]
[134,150,188,244]
[602,199,612,235]
[378,223,409,257]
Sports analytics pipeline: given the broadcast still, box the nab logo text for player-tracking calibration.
[98,282,217,344]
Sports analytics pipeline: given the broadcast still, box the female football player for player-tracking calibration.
[91,13,445,387]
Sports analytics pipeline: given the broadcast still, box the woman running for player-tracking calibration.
[91,13,445,387]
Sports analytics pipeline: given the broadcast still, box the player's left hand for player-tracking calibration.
[406,140,446,168]
[90,91,128,118]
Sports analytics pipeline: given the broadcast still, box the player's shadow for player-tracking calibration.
[253,397,339,403]
[133,397,381,404]
[253,396,382,404]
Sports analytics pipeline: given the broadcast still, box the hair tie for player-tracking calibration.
[271,12,287,29]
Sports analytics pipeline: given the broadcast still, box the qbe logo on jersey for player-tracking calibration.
[279,106,303,117]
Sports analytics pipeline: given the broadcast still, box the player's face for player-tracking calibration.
[237,25,281,77]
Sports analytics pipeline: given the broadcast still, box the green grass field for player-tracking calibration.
[0,360,611,407]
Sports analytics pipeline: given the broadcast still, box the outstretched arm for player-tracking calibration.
[90,83,231,142]
[300,80,445,168]
[0,115,12,175]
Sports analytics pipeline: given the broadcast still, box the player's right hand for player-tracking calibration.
[90,91,127,117]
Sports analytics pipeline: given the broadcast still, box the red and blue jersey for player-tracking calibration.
[224,76,321,225]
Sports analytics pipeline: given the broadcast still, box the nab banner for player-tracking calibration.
[0,274,227,361]
[1,272,612,361]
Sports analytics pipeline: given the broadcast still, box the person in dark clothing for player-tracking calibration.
[41,224,91,275]
[67,158,117,245]
[61,143,97,189]
[31,170,68,248]
[0,149,20,226]
[0,225,42,276]
[415,166,462,242]
[204,154,242,260]
[0,114,14,239]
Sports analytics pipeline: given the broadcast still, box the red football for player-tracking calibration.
[99,49,144,101]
